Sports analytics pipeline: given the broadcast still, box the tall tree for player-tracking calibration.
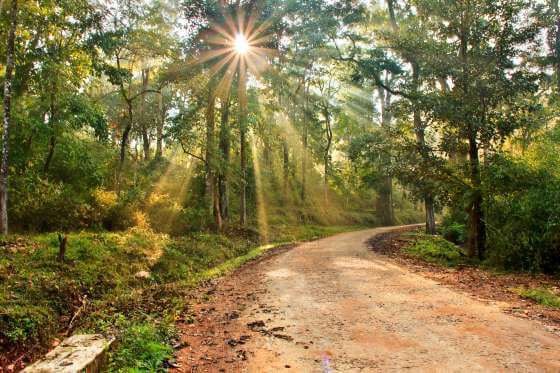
[0,0,17,234]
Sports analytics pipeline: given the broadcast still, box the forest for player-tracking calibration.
[1,0,560,371]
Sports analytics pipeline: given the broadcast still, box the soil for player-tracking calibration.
[367,228,560,330]
[172,226,560,372]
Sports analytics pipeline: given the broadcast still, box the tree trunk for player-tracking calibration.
[552,0,560,93]
[411,63,437,234]
[57,233,67,262]
[466,129,486,259]
[460,8,485,259]
[43,135,56,173]
[44,86,57,174]
[323,107,332,204]
[219,95,231,221]
[117,99,133,193]
[205,92,217,228]
[425,194,436,235]
[377,82,395,226]
[239,63,248,226]
[0,0,18,235]
[376,177,394,226]
[282,139,289,200]
[141,68,150,161]
[156,90,165,159]
[301,82,308,203]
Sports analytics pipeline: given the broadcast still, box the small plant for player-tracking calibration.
[512,287,560,308]
[107,321,174,372]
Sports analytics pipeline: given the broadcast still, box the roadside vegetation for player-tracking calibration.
[2,0,560,370]
[397,227,560,315]
[0,224,360,370]
[512,288,560,309]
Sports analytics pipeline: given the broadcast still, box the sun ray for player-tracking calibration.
[251,135,269,242]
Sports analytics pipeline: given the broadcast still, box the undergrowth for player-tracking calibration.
[0,224,358,370]
[512,287,560,309]
[405,233,467,266]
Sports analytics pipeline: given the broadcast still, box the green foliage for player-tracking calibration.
[107,320,174,372]
[406,234,466,266]
[441,222,466,245]
[0,223,355,369]
[512,287,560,309]
[483,152,560,273]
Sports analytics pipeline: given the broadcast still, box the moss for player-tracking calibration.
[512,287,560,308]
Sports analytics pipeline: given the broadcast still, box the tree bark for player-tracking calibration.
[411,63,436,234]
[553,0,560,92]
[141,68,150,161]
[301,80,308,203]
[377,82,395,226]
[467,129,485,259]
[218,95,231,221]
[459,5,486,258]
[43,135,56,173]
[239,63,248,226]
[323,107,333,203]
[43,83,58,174]
[57,233,67,262]
[156,89,165,159]
[120,100,133,170]
[116,52,133,193]
[282,139,289,200]
[205,92,219,229]
[0,0,18,235]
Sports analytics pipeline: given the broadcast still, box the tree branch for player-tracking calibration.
[179,140,205,162]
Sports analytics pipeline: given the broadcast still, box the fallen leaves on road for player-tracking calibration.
[368,229,560,334]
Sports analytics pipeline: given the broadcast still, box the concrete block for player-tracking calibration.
[23,334,113,373]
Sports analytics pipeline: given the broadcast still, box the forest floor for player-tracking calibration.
[172,226,560,372]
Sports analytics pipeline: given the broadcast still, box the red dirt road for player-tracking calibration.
[174,226,560,372]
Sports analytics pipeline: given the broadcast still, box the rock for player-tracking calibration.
[135,270,151,279]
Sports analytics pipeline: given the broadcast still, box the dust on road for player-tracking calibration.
[174,226,560,372]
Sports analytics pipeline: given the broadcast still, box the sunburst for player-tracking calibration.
[195,5,277,98]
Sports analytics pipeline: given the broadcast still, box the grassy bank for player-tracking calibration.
[0,224,359,371]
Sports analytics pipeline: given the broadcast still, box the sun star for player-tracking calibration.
[234,33,250,55]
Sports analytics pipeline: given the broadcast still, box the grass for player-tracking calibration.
[0,224,358,370]
[512,287,560,308]
[405,233,467,267]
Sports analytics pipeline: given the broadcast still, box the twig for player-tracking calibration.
[67,295,88,334]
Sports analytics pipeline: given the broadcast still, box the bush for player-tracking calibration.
[483,154,560,273]
[406,235,465,266]
[441,222,466,244]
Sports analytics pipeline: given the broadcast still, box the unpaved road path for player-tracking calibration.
[175,226,560,372]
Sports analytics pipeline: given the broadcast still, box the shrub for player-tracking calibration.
[483,154,560,273]
[441,222,466,244]
[107,321,174,372]
[406,235,465,266]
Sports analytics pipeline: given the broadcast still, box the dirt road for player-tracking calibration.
[175,226,560,372]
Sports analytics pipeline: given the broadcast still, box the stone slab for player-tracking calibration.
[23,334,113,373]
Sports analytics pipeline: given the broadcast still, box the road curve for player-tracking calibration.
[239,226,560,372]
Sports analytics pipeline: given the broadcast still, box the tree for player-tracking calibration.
[0,0,17,235]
